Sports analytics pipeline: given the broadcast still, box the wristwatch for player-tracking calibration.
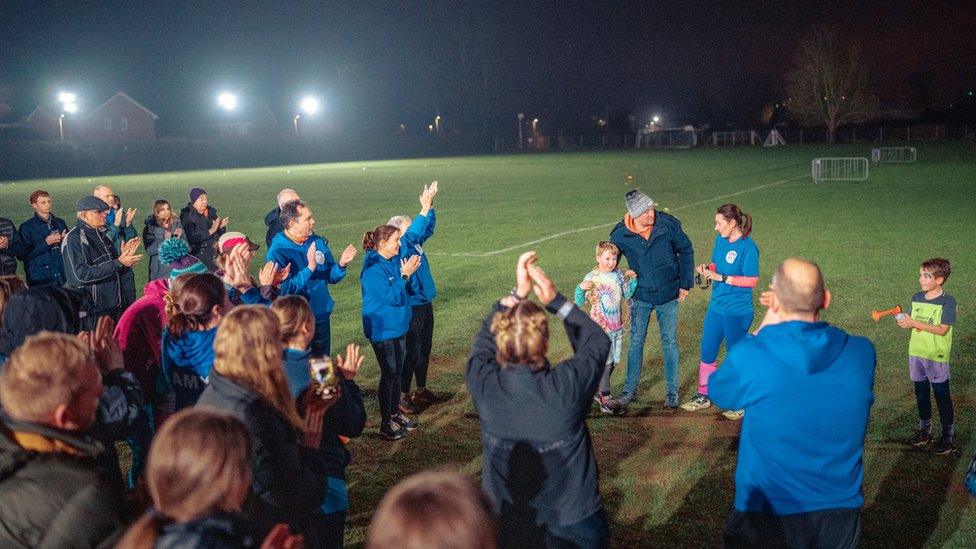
[509,287,526,301]
[721,274,728,283]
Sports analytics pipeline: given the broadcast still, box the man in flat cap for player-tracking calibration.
[62,196,143,330]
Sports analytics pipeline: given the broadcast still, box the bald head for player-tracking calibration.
[772,258,826,314]
[277,189,300,208]
[93,185,115,205]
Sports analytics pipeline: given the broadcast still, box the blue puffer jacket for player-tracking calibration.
[18,213,68,285]
[609,211,694,306]
[397,209,438,306]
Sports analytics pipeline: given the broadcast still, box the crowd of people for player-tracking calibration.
[0,182,969,548]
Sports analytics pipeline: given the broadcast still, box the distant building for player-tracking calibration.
[80,92,158,141]
[0,103,11,121]
[208,101,279,139]
[22,107,60,140]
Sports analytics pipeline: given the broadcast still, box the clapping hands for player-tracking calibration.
[117,238,143,267]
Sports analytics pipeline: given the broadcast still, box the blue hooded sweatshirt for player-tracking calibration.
[709,321,875,515]
[397,209,437,306]
[160,327,218,411]
[360,250,411,341]
[266,232,347,321]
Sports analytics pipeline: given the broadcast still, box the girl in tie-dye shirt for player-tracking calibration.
[575,241,637,415]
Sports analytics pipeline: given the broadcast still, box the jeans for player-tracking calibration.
[546,509,610,549]
[311,317,331,357]
[371,337,406,421]
[624,298,680,401]
[402,302,434,392]
[724,508,861,549]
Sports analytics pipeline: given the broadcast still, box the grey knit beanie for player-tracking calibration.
[625,189,654,218]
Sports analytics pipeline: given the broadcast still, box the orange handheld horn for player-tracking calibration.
[871,305,902,321]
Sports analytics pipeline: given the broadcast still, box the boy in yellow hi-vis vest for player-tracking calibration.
[898,258,957,454]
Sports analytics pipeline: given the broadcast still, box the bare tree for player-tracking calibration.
[786,26,879,143]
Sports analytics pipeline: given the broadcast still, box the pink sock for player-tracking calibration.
[698,362,718,395]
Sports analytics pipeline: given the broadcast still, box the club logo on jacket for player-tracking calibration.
[725,250,737,264]
[315,250,325,265]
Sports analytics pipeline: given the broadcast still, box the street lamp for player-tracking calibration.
[517,113,524,150]
[434,115,441,133]
[58,92,78,141]
[294,96,320,137]
[217,92,237,110]
[532,118,539,132]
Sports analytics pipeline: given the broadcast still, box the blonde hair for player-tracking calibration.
[163,273,196,319]
[490,300,548,370]
[366,469,496,549]
[595,240,620,258]
[117,408,253,549]
[0,332,95,423]
[213,306,302,428]
[271,295,315,346]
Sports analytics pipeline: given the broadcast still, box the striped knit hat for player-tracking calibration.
[158,239,208,279]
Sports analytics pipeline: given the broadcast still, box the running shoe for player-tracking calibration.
[932,435,957,455]
[906,429,933,446]
[680,394,712,412]
[395,413,418,431]
[380,419,407,441]
[722,409,744,420]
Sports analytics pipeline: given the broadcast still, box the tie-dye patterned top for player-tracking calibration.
[573,268,637,333]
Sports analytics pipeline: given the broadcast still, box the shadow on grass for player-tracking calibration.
[601,423,739,547]
[861,412,966,548]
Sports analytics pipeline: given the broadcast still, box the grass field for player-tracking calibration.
[2,143,975,547]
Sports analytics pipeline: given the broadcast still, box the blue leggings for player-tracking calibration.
[700,309,754,363]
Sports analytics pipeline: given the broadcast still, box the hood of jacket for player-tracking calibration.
[264,207,280,227]
[754,320,849,374]
[0,414,104,479]
[166,327,217,375]
[0,286,86,356]
[157,511,262,549]
[142,278,170,299]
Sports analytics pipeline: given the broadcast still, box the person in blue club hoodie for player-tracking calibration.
[266,200,357,356]
[360,224,422,441]
[710,258,876,548]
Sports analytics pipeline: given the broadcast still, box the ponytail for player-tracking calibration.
[362,230,376,251]
[165,273,226,339]
[716,204,752,237]
[740,211,752,237]
[363,225,400,252]
[116,511,169,549]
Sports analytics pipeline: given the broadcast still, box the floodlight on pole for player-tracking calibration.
[58,92,76,104]
[217,92,238,110]
[300,96,320,115]
[652,115,660,124]
[63,102,78,114]
[434,115,441,133]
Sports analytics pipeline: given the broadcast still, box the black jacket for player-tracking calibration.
[179,204,225,271]
[196,371,327,536]
[18,213,69,285]
[466,293,610,536]
[142,215,186,281]
[0,285,85,357]
[156,511,265,549]
[0,415,129,548]
[264,207,283,247]
[62,219,124,317]
[0,217,27,277]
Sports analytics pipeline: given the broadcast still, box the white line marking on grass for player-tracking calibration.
[432,173,808,257]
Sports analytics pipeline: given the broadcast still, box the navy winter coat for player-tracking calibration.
[18,213,68,285]
[609,211,694,305]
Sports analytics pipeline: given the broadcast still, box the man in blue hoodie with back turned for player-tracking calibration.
[710,258,875,548]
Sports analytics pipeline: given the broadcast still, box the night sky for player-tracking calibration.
[2,1,974,133]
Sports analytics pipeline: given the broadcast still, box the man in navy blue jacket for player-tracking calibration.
[18,190,68,286]
[610,189,694,408]
[710,258,875,548]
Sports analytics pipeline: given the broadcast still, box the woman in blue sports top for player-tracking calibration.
[681,204,759,418]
